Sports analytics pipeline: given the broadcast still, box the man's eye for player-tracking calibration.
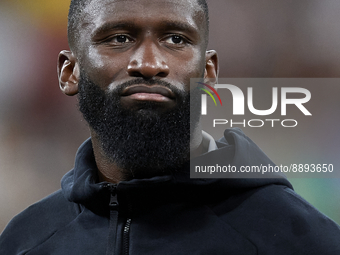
[164,35,185,44]
[109,35,132,44]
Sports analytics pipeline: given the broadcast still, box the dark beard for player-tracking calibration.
[78,71,201,178]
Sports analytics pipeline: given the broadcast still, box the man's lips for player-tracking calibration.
[121,85,176,102]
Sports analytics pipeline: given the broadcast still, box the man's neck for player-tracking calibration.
[91,136,125,183]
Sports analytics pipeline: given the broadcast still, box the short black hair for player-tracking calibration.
[67,0,209,51]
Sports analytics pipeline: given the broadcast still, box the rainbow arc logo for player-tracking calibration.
[198,82,223,106]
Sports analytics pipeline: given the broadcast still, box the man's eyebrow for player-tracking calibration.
[90,20,200,40]
[91,22,137,37]
[158,21,198,34]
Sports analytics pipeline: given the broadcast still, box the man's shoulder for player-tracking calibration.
[212,184,340,254]
[0,189,79,254]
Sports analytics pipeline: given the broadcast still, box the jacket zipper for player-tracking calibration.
[106,184,132,255]
[108,184,119,209]
[106,184,119,255]
[123,217,132,255]
[123,198,133,255]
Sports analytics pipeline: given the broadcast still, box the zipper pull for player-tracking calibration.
[106,184,119,209]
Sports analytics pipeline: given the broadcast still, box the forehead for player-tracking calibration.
[81,0,204,34]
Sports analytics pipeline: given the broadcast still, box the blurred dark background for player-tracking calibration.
[1,0,340,232]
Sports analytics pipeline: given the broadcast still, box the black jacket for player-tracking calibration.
[1,128,340,254]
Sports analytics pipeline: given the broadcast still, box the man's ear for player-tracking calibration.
[57,50,80,96]
[204,50,219,84]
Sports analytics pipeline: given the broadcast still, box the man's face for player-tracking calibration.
[76,0,207,100]
[69,0,210,177]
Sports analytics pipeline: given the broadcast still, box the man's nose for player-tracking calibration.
[127,41,170,79]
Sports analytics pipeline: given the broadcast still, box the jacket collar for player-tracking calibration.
[61,129,292,213]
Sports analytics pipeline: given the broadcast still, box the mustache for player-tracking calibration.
[78,71,188,100]
[111,78,185,96]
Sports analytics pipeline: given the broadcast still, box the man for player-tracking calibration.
[1,0,340,254]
